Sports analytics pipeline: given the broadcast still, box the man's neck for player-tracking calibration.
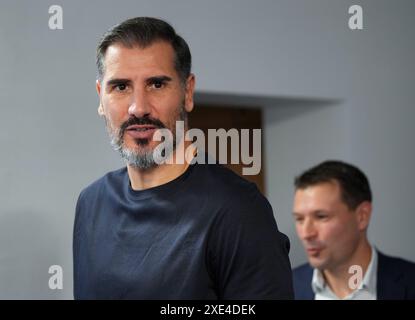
[127,140,194,190]
[322,239,372,299]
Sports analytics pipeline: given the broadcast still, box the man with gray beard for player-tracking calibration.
[73,17,293,299]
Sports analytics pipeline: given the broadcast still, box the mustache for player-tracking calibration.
[119,116,166,138]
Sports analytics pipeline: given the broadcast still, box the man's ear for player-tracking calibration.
[356,201,372,231]
[184,74,195,113]
[96,80,105,116]
[98,103,105,116]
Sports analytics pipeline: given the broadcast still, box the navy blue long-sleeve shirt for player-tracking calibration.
[73,162,293,299]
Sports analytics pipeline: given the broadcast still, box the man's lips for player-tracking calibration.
[125,125,158,139]
[306,247,323,256]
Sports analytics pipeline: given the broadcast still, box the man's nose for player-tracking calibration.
[128,90,151,118]
[301,219,317,240]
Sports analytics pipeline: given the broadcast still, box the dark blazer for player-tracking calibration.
[293,251,415,300]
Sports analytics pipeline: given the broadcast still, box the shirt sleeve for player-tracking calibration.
[206,183,294,299]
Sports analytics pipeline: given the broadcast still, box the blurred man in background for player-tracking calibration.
[292,160,415,300]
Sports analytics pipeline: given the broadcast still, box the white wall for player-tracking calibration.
[0,0,414,298]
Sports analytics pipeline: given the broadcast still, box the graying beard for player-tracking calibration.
[109,131,157,169]
[107,106,186,170]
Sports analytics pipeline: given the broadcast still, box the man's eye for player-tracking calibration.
[115,84,127,91]
[150,81,164,89]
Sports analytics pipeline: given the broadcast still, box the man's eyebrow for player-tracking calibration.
[106,78,132,87]
[146,75,173,83]
[105,76,173,87]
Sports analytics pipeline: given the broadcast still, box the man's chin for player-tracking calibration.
[308,256,328,270]
[121,146,154,159]
[120,148,158,169]
[122,139,154,153]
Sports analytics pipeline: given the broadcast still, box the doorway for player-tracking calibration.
[189,105,265,194]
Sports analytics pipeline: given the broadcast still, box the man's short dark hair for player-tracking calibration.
[96,17,191,84]
[294,160,372,210]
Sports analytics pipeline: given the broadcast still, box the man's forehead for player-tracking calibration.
[102,42,176,79]
[297,180,341,196]
[104,41,174,62]
[293,182,342,209]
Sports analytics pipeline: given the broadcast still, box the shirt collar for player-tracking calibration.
[311,245,378,296]
[362,246,377,293]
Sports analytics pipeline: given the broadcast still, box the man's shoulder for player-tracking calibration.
[194,162,273,219]
[376,250,415,299]
[292,263,313,280]
[292,263,314,300]
[78,167,127,201]
[197,162,259,197]
[378,251,415,275]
